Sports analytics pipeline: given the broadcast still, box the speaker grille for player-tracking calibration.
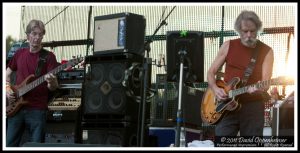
[107,89,126,112]
[108,63,125,85]
[91,64,105,83]
[84,81,104,113]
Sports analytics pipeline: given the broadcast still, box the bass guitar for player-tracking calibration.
[6,57,83,118]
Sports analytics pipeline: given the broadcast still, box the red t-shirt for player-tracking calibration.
[224,39,271,102]
[8,48,59,110]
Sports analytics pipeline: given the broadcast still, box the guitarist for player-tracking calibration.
[6,19,59,147]
[207,11,274,138]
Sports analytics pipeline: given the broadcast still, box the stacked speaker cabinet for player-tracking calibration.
[80,12,149,146]
[82,11,151,145]
[81,53,150,146]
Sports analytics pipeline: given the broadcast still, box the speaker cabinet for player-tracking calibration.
[151,81,204,128]
[166,31,204,83]
[82,54,149,122]
[272,91,294,136]
[81,122,140,147]
[182,87,204,128]
[94,12,146,56]
[151,74,177,127]
[45,122,78,143]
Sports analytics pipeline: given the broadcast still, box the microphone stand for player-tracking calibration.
[175,46,186,147]
[137,6,176,147]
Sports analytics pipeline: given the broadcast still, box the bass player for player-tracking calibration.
[6,19,59,147]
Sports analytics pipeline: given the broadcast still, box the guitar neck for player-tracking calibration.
[230,79,275,98]
[18,64,68,97]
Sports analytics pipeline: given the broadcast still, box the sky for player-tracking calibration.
[3,4,21,40]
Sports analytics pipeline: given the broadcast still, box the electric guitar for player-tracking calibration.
[6,57,83,118]
[200,76,294,125]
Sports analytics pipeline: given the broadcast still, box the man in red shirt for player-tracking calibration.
[6,19,59,147]
[207,10,274,137]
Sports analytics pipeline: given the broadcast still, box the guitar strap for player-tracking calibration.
[240,45,259,87]
[35,48,49,77]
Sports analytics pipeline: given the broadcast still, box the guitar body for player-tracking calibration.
[201,87,224,125]
[201,77,241,125]
[6,74,35,117]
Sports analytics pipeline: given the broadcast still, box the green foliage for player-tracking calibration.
[6,35,16,55]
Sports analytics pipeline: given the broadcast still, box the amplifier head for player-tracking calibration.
[93,12,146,56]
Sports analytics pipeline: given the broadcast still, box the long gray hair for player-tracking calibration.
[234,10,262,34]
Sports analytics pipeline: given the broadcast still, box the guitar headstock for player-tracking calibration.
[274,76,294,85]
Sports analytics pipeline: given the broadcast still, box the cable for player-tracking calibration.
[122,63,156,103]
[45,6,69,26]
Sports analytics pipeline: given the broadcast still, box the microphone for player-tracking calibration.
[161,54,167,72]
[157,54,162,67]
[161,54,165,66]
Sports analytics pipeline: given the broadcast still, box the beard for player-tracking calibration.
[241,37,257,47]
